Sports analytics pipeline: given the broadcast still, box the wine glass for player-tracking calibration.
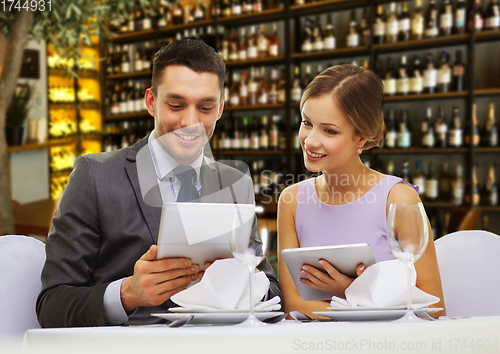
[230,206,267,327]
[387,202,429,322]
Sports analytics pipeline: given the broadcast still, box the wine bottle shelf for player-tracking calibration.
[383,91,469,102]
[218,8,285,26]
[291,0,369,16]
[476,29,500,43]
[224,103,285,111]
[50,170,72,178]
[474,147,500,154]
[104,111,150,121]
[106,71,152,80]
[373,33,470,53]
[225,56,286,68]
[292,46,370,62]
[475,88,500,97]
[373,147,469,154]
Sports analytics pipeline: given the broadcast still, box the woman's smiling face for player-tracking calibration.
[299,94,365,174]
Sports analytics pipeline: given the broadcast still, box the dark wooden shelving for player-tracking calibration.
[224,103,285,111]
[374,33,469,53]
[384,91,469,103]
[373,147,468,154]
[474,88,500,97]
[424,202,459,209]
[218,8,285,26]
[475,29,500,43]
[7,138,77,153]
[474,147,500,154]
[104,111,150,121]
[291,0,369,16]
[225,56,286,68]
[106,71,152,80]
[292,46,370,61]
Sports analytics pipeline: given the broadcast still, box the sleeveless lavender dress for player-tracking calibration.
[295,175,417,262]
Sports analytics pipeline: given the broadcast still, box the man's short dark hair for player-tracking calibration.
[151,39,226,97]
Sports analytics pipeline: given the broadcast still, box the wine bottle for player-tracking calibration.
[232,0,242,16]
[385,3,398,43]
[347,10,360,47]
[247,67,258,106]
[435,106,448,147]
[385,109,397,148]
[229,72,240,106]
[373,5,386,44]
[247,26,258,59]
[423,52,437,94]
[425,162,439,202]
[302,18,313,53]
[464,164,481,206]
[396,55,410,96]
[439,0,454,36]
[312,16,324,52]
[485,0,500,30]
[483,163,498,206]
[241,116,250,150]
[269,23,280,57]
[464,103,481,147]
[229,27,239,61]
[448,106,463,147]
[270,115,280,150]
[291,66,302,102]
[468,0,484,32]
[452,50,466,92]
[482,103,498,147]
[249,117,259,150]
[409,55,424,95]
[421,107,436,148]
[398,2,411,41]
[455,0,467,34]
[384,57,397,96]
[440,163,452,201]
[303,64,312,89]
[361,7,371,46]
[425,0,439,38]
[412,160,426,197]
[237,28,247,61]
[257,24,269,58]
[239,71,248,106]
[401,160,411,182]
[451,164,465,205]
[437,51,451,93]
[121,45,130,74]
[323,14,336,50]
[411,0,425,40]
[259,115,269,149]
[397,109,412,148]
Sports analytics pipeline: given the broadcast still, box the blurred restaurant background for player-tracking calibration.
[2,0,500,272]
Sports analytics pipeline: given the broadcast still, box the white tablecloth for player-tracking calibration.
[13,317,500,354]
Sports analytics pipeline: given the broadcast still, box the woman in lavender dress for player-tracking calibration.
[277,65,445,319]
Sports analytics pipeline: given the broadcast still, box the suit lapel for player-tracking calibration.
[200,157,223,203]
[125,137,162,244]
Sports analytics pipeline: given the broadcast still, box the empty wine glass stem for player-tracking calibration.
[407,263,413,312]
[248,266,255,316]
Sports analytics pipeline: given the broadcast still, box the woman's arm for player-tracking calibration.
[387,183,446,317]
[277,184,332,319]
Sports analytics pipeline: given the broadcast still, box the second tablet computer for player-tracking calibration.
[281,244,376,301]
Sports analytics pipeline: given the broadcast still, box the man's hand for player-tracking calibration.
[299,260,365,298]
[120,245,202,312]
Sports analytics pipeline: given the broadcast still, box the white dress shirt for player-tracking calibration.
[103,131,204,325]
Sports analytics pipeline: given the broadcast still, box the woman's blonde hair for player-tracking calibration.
[300,64,385,150]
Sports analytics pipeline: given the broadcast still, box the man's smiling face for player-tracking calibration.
[145,65,224,164]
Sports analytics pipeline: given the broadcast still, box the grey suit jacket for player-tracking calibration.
[37,136,282,328]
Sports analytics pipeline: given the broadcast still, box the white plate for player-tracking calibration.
[168,307,273,313]
[326,306,407,311]
[152,312,284,325]
[314,308,443,321]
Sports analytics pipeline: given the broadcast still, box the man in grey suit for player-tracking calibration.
[37,40,282,327]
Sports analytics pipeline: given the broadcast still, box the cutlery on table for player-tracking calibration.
[168,315,194,327]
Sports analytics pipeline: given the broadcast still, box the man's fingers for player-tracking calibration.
[140,245,157,261]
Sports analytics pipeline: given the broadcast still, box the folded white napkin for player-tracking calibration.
[330,260,440,310]
[171,258,281,311]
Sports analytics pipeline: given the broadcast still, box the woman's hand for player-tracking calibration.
[299,260,365,298]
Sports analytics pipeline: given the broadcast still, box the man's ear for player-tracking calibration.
[145,88,156,117]
[217,96,225,121]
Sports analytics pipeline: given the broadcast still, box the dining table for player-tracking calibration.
[13,316,500,354]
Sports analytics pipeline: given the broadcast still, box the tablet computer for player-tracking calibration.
[156,202,255,266]
[281,244,376,301]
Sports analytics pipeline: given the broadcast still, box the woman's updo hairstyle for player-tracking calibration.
[300,64,385,150]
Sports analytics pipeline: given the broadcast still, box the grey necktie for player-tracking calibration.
[172,165,201,202]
